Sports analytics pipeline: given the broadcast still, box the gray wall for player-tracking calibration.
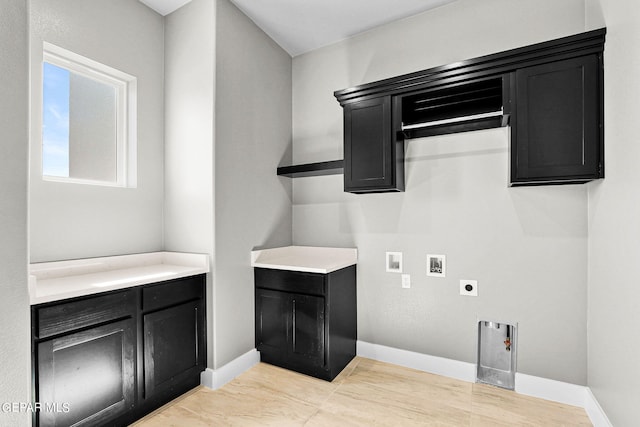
[29,0,165,262]
[586,1,640,425]
[0,0,31,425]
[214,0,292,367]
[164,0,292,369]
[292,0,589,385]
[164,0,216,367]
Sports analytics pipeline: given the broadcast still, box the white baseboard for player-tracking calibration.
[200,348,260,390]
[356,341,476,382]
[514,372,586,408]
[584,388,613,427]
[356,340,610,426]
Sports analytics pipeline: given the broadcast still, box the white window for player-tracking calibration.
[41,43,137,187]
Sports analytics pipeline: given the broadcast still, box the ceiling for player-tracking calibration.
[228,0,458,56]
[140,0,457,57]
[139,0,192,16]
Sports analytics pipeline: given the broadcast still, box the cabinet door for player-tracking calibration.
[512,55,602,184]
[255,288,289,358]
[255,288,325,369]
[290,294,325,368]
[37,318,135,427]
[143,299,205,398]
[344,96,403,192]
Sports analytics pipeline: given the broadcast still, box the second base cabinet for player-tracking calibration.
[255,266,356,381]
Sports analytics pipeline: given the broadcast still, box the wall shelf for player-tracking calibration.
[277,160,344,178]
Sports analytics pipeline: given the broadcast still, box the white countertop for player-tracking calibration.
[251,246,357,274]
[29,252,209,305]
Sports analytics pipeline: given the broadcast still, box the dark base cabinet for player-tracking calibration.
[255,266,357,381]
[141,277,206,407]
[31,274,206,427]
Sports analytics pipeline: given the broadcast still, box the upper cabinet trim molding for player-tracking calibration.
[334,28,606,106]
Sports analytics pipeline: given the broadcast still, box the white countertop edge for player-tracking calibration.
[30,252,210,305]
[30,251,209,280]
[251,246,357,274]
[250,262,353,274]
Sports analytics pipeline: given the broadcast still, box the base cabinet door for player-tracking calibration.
[255,289,325,371]
[290,294,325,368]
[143,299,205,399]
[37,318,136,427]
[255,288,289,358]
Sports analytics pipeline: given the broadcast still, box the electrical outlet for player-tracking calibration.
[402,274,411,289]
[460,279,478,296]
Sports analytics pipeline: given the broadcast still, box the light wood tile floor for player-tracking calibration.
[132,357,592,426]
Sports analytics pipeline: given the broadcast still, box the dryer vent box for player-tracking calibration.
[476,320,517,390]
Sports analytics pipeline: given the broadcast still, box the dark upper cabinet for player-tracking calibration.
[334,28,606,190]
[254,266,356,381]
[511,55,603,185]
[343,96,404,193]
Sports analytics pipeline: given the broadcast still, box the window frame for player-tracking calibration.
[41,42,137,188]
